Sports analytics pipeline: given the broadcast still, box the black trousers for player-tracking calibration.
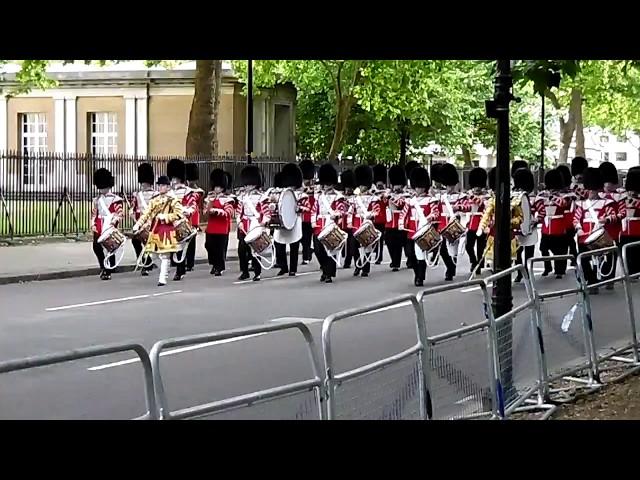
[238,230,262,276]
[466,230,487,270]
[515,245,535,272]
[344,230,354,268]
[301,222,314,261]
[374,223,385,263]
[93,233,115,271]
[314,236,336,278]
[620,235,640,276]
[413,260,427,282]
[439,238,456,277]
[352,235,371,275]
[185,235,197,270]
[578,243,611,285]
[131,238,152,271]
[405,238,417,268]
[540,234,569,274]
[385,228,406,269]
[205,233,228,272]
[275,241,300,273]
[566,227,579,261]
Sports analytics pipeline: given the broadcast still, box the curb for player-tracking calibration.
[0,254,240,286]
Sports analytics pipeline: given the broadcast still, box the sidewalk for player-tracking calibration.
[0,231,239,285]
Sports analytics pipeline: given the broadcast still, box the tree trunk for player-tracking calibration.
[186,60,222,156]
[399,121,409,167]
[557,88,581,164]
[574,89,586,158]
[328,98,349,161]
[462,145,473,167]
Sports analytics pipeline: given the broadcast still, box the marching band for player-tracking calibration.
[90,157,640,290]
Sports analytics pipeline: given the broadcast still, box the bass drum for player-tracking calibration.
[274,216,303,245]
[268,188,298,231]
[515,192,538,247]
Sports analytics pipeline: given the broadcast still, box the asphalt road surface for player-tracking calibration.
[0,249,637,420]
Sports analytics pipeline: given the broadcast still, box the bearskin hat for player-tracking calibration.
[137,163,154,184]
[469,167,487,189]
[544,169,564,191]
[625,166,640,192]
[410,167,430,189]
[513,167,534,193]
[355,165,373,188]
[488,167,497,191]
[373,164,387,185]
[388,165,406,186]
[583,167,603,191]
[167,158,186,182]
[224,171,233,191]
[281,163,303,189]
[340,169,355,190]
[93,168,113,189]
[240,165,262,187]
[511,160,528,178]
[556,164,572,188]
[210,169,227,189]
[274,172,284,189]
[439,162,459,187]
[185,163,200,182]
[571,156,588,177]
[318,163,338,186]
[599,161,619,185]
[157,175,170,186]
[430,163,443,184]
[299,159,315,181]
[405,160,419,179]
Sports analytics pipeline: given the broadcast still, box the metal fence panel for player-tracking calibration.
[150,321,324,420]
[322,294,430,420]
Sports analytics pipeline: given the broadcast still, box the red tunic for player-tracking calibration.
[621,193,640,237]
[130,189,156,221]
[600,189,625,241]
[534,191,569,236]
[400,195,440,237]
[352,192,382,230]
[385,191,407,230]
[438,191,466,230]
[91,192,123,236]
[312,190,347,236]
[303,194,317,224]
[238,190,271,235]
[458,188,489,232]
[573,197,617,244]
[205,193,236,235]
[374,196,388,225]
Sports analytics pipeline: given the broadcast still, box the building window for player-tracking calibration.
[616,135,628,143]
[603,152,609,162]
[90,112,118,155]
[600,135,609,143]
[615,152,627,162]
[21,113,47,186]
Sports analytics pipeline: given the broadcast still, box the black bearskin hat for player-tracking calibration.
[405,160,419,178]
[625,166,640,192]
[599,161,619,184]
[318,163,338,186]
[240,165,262,187]
[373,164,387,185]
[137,163,154,184]
[186,163,200,182]
[355,165,373,188]
[469,167,487,189]
[556,164,572,188]
[340,169,355,190]
[157,175,170,186]
[511,160,528,177]
[388,165,406,186]
[224,172,233,191]
[430,163,443,184]
[439,163,459,187]
[299,159,315,181]
[210,169,227,189]
[274,172,284,189]
[281,163,303,189]
[544,169,564,191]
[410,167,430,189]
[571,156,588,177]
[167,158,186,182]
[93,168,113,189]
[583,167,603,191]
[488,167,497,191]
[513,168,534,193]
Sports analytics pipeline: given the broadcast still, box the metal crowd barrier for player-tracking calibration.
[321,294,430,420]
[150,321,324,420]
[0,342,158,420]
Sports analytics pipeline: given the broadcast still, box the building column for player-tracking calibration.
[65,96,77,154]
[0,94,6,153]
[53,96,65,153]
[135,95,148,157]
[124,96,136,156]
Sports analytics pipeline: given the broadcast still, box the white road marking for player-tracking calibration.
[455,395,475,405]
[46,290,182,311]
[88,332,267,371]
[233,270,318,285]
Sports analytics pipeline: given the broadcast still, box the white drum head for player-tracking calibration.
[520,194,532,236]
[245,227,264,243]
[97,226,115,243]
[585,229,603,244]
[278,189,298,230]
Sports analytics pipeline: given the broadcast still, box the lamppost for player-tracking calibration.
[539,93,545,183]
[247,59,254,165]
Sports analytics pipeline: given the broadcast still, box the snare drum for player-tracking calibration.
[318,223,347,252]
[584,228,614,251]
[267,188,298,230]
[134,225,150,245]
[174,218,197,244]
[412,224,441,252]
[245,226,273,255]
[98,226,126,254]
[441,218,465,243]
[354,220,380,249]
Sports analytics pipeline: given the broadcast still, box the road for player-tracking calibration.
[0,250,636,420]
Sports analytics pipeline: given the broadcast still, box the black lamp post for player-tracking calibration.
[247,59,254,165]
[539,93,545,183]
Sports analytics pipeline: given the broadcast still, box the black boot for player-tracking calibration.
[238,272,250,281]
[173,273,184,281]
[277,268,289,276]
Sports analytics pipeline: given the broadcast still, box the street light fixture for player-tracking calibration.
[247,59,254,165]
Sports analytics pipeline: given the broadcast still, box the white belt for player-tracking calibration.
[549,215,564,219]
[627,217,640,221]
[470,212,483,216]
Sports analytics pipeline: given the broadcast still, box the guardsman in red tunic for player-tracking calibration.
[351,165,382,278]
[372,164,388,265]
[403,161,420,269]
[299,160,316,265]
[384,165,408,272]
[204,169,236,276]
[167,158,197,281]
[274,163,307,277]
[91,168,123,280]
[339,169,356,269]
[620,166,640,276]
[600,161,625,282]
[313,163,347,283]
[185,163,204,272]
[535,168,570,278]
[458,167,488,275]
[573,167,618,291]
[130,163,155,276]
[437,163,466,281]
[557,163,578,266]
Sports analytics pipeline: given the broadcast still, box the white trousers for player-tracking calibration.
[152,253,171,284]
